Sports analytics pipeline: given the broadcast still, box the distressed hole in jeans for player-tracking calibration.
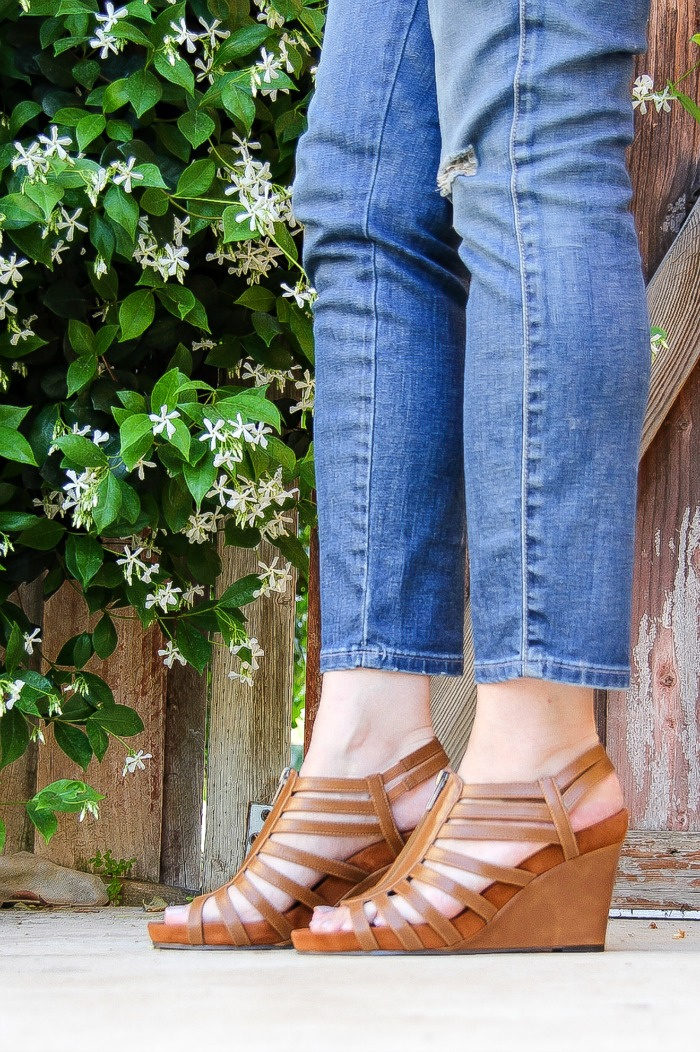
[436,145,478,199]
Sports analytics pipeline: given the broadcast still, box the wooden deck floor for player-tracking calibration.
[1,909,697,1052]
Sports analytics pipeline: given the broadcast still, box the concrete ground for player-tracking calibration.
[0,909,697,1052]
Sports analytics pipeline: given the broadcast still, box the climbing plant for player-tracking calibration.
[0,0,321,847]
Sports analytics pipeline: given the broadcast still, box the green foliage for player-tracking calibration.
[0,0,321,844]
[87,847,136,904]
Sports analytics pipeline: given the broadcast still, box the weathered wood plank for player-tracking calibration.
[641,197,700,458]
[0,577,43,853]
[608,358,700,832]
[628,0,700,283]
[429,564,476,769]
[159,651,206,891]
[613,831,700,910]
[35,583,167,881]
[202,535,296,891]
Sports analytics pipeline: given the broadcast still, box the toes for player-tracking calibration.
[163,904,188,924]
[309,904,352,933]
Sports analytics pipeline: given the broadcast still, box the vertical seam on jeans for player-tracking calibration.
[360,0,423,645]
[509,0,531,666]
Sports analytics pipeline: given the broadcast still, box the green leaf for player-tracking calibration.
[221,81,256,133]
[67,319,96,356]
[272,220,298,262]
[54,723,93,772]
[10,100,42,137]
[141,187,169,216]
[119,412,155,470]
[215,24,271,64]
[18,517,67,550]
[183,454,217,506]
[104,184,139,240]
[150,367,183,412]
[92,472,123,532]
[154,50,195,95]
[177,109,215,148]
[126,68,163,117]
[217,573,263,610]
[235,286,275,312]
[175,620,211,674]
[222,205,258,243]
[162,475,191,532]
[93,613,118,659]
[85,718,109,762]
[4,623,25,675]
[674,89,700,124]
[26,804,58,844]
[167,417,190,459]
[102,77,130,113]
[252,311,283,347]
[0,707,29,771]
[119,290,155,342]
[65,533,104,588]
[134,163,169,189]
[76,113,106,151]
[0,426,38,467]
[175,158,215,198]
[67,356,98,396]
[106,119,134,143]
[215,392,281,430]
[31,778,104,814]
[93,704,144,737]
[157,284,195,320]
[54,434,109,468]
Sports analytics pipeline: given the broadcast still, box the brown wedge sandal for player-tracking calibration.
[148,737,448,949]
[291,742,627,955]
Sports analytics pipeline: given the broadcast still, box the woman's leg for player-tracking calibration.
[311,0,652,936]
[161,0,469,932]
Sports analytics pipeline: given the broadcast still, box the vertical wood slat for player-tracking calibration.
[608,358,700,832]
[0,577,44,853]
[627,0,700,284]
[202,535,295,891]
[159,652,206,891]
[34,582,167,880]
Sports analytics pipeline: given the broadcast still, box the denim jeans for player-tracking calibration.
[290,0,653,689]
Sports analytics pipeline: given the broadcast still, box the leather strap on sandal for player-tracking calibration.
[183,736,448,946]
[304,742,623,954]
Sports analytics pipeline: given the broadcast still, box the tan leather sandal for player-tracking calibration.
[148,737,448,949]
[291,742,627,955]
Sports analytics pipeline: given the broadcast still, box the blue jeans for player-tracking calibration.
[291,0,653,688]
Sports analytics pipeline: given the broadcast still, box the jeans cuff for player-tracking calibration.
[472,657,630,690]
[319,646,465,677]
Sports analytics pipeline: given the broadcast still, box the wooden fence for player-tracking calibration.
[2,0,700,907]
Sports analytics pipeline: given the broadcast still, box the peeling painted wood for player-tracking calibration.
[614,831,700,910]
[608,360,700,833]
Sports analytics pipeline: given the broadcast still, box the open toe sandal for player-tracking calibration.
[148,737,448,949]
[291,742,627,955]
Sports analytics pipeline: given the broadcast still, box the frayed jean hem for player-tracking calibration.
[473,657,630,690]
[319,646,465,676]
